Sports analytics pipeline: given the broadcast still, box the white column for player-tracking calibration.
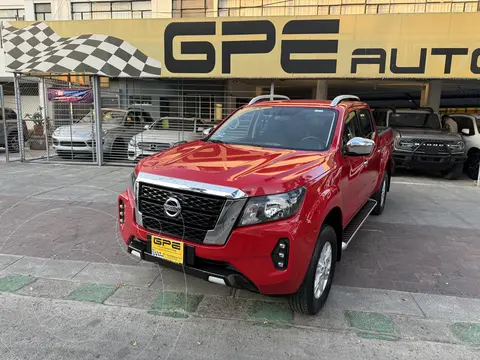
[314,80,328,100]
[152,0,173,18]
[51,0,71,20]
[24,0,35,21]
[420,80,442,112]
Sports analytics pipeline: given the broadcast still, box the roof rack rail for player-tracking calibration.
[330,95,360,107]
[248,94,290,106]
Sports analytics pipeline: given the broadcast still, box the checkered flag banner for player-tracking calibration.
[2,22,161,77]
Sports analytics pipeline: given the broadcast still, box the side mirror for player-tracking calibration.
[461,128,470,136]
[202,127,213,136]
[345,137,375,156]
[144,124,150,130]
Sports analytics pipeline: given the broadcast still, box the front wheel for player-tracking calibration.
[442,163,463,180]
[7,131,19,153]
[371,172,388,215]
[465,152,480,180]
[288,225,337,315]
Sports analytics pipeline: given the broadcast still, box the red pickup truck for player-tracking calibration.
[118,94,394,315]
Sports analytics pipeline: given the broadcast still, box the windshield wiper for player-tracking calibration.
[207,139,225,144]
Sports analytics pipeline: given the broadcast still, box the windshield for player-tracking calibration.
[80,110,126,124]
[389,112,441,129]
[149,118,196,131]
[476,119,480,130]
[208,106,337,151]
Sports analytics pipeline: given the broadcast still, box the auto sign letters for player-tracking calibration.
[7,13,480,79]
[164,18,480,77]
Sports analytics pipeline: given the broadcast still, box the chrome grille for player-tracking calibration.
[410,139,449,154]
[138,183,226,243]
[138,142,171,151]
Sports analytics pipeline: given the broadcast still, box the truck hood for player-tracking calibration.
[394,127,463,141]
[53,123,118,139]
[139,141,333,197]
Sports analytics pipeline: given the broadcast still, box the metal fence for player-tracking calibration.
[2,76,274,165]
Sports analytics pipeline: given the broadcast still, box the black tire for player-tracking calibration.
[7,131,19,153]
[288,225,337,315]
[111,139,126,161]
[371,172,388,216]
[442,163,463,180]
[465,152,480,180]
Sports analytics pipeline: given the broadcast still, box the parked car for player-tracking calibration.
[127,117,208,161]
[448,114,480,180]
[0,107,28,153]
[118,94,394,315]
[52,107,154,160]
[373,107,467,180]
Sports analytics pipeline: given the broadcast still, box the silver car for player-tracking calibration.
[52,107,154,160]
[127,117,209,161]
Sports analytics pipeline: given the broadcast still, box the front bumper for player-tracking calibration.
[393,150,466,170]
[52,137,105,154]
[118,188,312,295]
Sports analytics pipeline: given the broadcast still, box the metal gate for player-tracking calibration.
[4,75,273,166]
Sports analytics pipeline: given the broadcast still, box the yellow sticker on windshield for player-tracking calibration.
[162,119,169,128]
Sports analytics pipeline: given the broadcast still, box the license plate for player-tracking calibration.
[150,235,184,264]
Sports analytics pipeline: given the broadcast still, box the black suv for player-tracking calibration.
[374,108,467,180]
[0,107,28,153]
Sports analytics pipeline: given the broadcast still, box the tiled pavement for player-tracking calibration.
[0,162,480,299]
[1,255,480,349]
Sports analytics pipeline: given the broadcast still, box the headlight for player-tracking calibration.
[129,137,137,147]
[53,128,60,136]
[238,187,306,226]
[129,171,137,194]
[102,129,108,137]
[447,141,465,152]
[395,139,418,149]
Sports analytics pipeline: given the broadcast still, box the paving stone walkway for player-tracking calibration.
[1,254,480,348]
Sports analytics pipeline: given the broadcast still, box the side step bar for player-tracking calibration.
[341,199,377,251]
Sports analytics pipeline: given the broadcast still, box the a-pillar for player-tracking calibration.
[420,80,442,112]
[313,80,328,100]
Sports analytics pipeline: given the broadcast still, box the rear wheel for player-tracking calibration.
[371,172,388,215]
[465,152,480,180]
[288,225,337,315]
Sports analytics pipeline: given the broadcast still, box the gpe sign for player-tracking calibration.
[163,17,480,78]
[164,19,340,75]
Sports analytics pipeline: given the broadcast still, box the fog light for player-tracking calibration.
[119,200,125,224]
[271,238,289,271]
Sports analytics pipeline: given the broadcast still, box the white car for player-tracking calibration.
[52,107,154,160]
[450,114,480,180]
[127,117,208,161]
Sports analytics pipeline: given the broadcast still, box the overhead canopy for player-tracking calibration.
[4,13,480,79]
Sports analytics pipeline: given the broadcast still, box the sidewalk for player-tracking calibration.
[1,253,480,352]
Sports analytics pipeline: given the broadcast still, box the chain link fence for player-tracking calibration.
[3,76,277,165]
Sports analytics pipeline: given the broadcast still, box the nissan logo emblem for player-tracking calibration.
[164,197,181,218]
